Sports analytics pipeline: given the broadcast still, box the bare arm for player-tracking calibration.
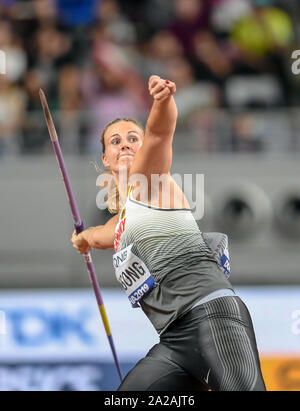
[146,78,178,140]
[71,212,120,254]
[129,75,177,178]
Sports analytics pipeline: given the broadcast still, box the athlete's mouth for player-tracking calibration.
[118,153,134,159]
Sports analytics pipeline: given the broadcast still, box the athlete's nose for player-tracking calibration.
[120,140,131,152]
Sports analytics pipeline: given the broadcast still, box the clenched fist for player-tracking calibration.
[148,75,176,101]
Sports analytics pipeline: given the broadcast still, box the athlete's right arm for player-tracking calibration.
[71,212,120,253]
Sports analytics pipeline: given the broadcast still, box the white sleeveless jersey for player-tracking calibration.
[114,188,214,271]
[113,187,233,334]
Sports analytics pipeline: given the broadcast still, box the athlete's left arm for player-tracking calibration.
[129,75,177,179]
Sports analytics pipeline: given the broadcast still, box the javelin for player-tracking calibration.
[39,89,122,383]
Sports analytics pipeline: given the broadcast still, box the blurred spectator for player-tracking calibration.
[138,30,184,79]
[15,1,59,63]
[164,55,221,152]
[33,0,58,25]
[0,0,298,157]
[20,69,49,154]
[230,0,294,58]
[97,0,137,45]
[91,24,148,105]
[81,25,149,154]
[117,0,174,31]
[193,30,233,86]
[28,24,73,99]
[0,0,18,19]
[169,0,213,58]
[58,65,83,111]
[230,111,265,151]
[0,19,27,83]
[228,0,295,104]
[57,64,86,154]
[56,0,99,28]
[165,56,220,124]
[141,0,175,31]
[211,0,252,35]
[0,76,26,157]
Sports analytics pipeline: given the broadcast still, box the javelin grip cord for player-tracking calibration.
[39,89,123,382]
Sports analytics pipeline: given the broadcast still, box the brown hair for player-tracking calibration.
[97,118,144,214]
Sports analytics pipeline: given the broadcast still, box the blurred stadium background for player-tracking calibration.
[0,0,300,391]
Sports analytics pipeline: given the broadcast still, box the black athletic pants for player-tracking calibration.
[118,296,266,391]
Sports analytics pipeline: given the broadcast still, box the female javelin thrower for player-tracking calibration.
[71,75,266,391]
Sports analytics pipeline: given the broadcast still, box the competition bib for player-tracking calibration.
[113,244,156,308]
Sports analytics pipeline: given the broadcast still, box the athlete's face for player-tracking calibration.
[102,121,144,173]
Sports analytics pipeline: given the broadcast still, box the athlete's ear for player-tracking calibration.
[102,153,110,168]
